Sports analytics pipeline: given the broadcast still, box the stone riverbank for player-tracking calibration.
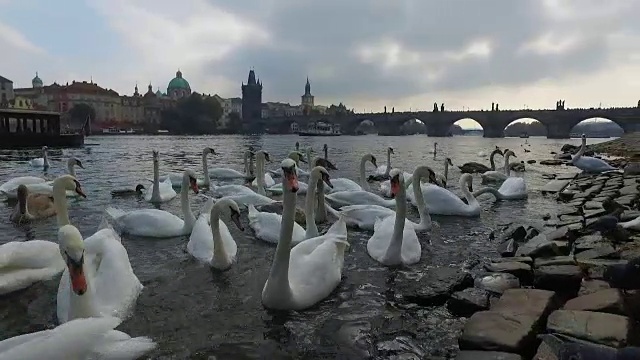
[451,171,640,359]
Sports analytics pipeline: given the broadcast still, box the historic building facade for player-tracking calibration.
[167,70,191,99]
[0,75,14,108]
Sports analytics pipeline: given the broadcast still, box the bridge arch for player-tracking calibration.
[569,117,624,138]
[399,118,427,135]
[503,118,547,137]
[451,118,484,136]
[353,118,377,135]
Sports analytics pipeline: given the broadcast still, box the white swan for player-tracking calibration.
[572,134,618,173]
[326,157,395,208]
[28,146,50,170]
[406,173,481,217]
[145,150,177,203]
[249,166,333,244]
[0,176,85,295]
[435,157,453,188]
[473,150,528,200]
[481,149,513,184]
[326,166,435,232]
[330,153,378,193]
[210,151,257,198]
[373,147,394,177]
[0,158,85,199]
[208,149,253,179]
[367,169,422,266]
[261,158,349,310]
[251,151,275,189]
[105,170,199,238]
[380,171,412,198]
[266,151,311,195]
[267,150,307,178]
[620,215,640,231]
[0,317,156,360]
[56,224,143,324]
[160,147,215,187]
[187,198,243,270]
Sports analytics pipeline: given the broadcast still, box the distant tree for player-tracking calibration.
[160,93,223,134]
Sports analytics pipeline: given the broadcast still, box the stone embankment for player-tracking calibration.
[452,171,640,359]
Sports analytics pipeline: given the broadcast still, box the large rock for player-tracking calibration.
[534,256,576,268]
[484,262,532,281]
[578,279,611,296]
[534,265,583,294]
[515,234,561,258]
[474,273,520,294]
[397,266,473,306]
[574,233,607,251]
[546,310,631,347]
[563,288,627,316]
[456,351,522,360]
[575,245,619,261]
[458,289,556,354]
[447,287,490,318]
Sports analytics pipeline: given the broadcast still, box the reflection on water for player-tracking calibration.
[0,135,612,358]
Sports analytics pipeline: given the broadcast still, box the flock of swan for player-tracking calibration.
[0,135,610,358]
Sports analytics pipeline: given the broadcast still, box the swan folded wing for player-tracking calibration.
[288,234,348,306]
[499,178,527,197]
[111,209,185,237]
[187,216,214,263]
[368,216,421,265]
[0,317,133,360]
[0,176,46,194]
[422,185,469,215]
[216,219,238,259]
[0,241,65,294]
[329,178,362,192]
[340,205,394,230]
[89,330,156,359]
[249,210,305,244]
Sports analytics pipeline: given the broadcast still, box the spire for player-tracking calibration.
[304,76,311,95]
[176,69,182,78]
[248,69,256,85]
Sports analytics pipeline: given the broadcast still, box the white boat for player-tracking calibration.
[298,121,341,136]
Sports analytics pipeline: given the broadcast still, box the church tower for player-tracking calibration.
[301,77,314,115]
[242,69,263,132]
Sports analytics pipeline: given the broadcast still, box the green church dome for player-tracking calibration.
[167,70,190,92]
[32,72,43,87]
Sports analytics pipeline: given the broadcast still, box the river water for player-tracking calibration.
[0,135,612,359]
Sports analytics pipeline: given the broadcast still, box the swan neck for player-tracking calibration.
[460,177,478,205]
[306,149,313,171]
[256,155,266,196]
[18,192,28,215]
[151,159,160,200]
[266,183,295,297]
[315,180,327,223]
[412,172,431,229]
[243,152,249,176]
[53,182,70,227]
[43,150,49,168]
[576,137,586,159]
[473,187,502,200]
[504,154,512,176]
[386,182,407,260]
[489,152,496,170]
[324,147,328,160]
[385,151,392,175]
[202,151,210,186]
[443,160,449,180]
[180,177,196,230]
[68,162,76,177]
[305,170,320,237]
[210,204,228,265]
[359,157,368,189]
[67,264,98,321]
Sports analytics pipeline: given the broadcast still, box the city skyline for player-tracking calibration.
[2,0,640,131]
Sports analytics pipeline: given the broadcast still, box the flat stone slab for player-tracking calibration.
[578,279,611,296]
[575,245,619,261]
[485,262,532,279]
[456,351,523,360]
[534,256,575,268]
[397,266,473,306]
[447,287,490,318]
[459,289,556,353]
[534,265,583,294]
[541,179,572,193]
[563,288,627,316]
[475,273,521,294]
[547,310,631,347]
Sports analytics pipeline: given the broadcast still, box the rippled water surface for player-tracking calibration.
[0,135,612,359]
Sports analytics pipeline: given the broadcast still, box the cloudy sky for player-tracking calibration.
[2,0,640,129]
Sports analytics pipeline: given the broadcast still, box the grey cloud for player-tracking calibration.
[201,0,640,105]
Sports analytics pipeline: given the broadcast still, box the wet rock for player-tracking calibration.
[583,208,607,219]
[498,224,528,243]
[515,234,561,258]
[447,288,490,317]
[475,273,520,294]
[614,195,636,207]
[619,185,639,196]
[498,239,518,257]
[397,267,473,307]
[574,233,607,251]
[544,226,573,241]
[492,256,533,264]
[456,351,522,360]
[621,210,640,221]
[533,265,583,294]
[541,159,564,166]
[484,262,532,282]
[547,310,631,347]
[618,242,640,260]
[527,160,536,164]
[534,256,576,268]
[458,289,556,354]
[584,201,603,209]
[563,288,627,316]
[575,245,618,261]
[592,195,612,203]
[602,257,640,289]
[532,340,558,360]
[375,334,426,359]
[559,214,583,223]
[578,279,611,296]
[557,191,577,201]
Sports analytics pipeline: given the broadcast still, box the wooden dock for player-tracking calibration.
[0,108,84,148]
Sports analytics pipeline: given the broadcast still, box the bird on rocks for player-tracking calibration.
[603,257,640,290]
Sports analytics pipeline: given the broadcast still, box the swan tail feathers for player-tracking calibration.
[326,215,348,235]
[104,207,126,220]
[247,204,258,217]
[93,336,157,358]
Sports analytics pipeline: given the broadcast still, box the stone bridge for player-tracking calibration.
[261,106,640,138]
